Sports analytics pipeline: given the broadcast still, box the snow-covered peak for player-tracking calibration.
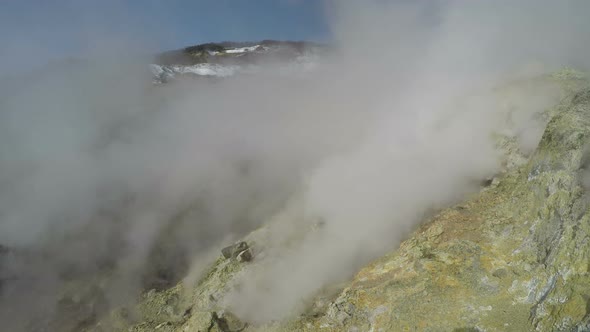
[151,41,326,84]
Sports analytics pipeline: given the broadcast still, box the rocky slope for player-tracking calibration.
[82,70,590,332]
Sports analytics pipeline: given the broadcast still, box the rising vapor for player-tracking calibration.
[0,0,589,330]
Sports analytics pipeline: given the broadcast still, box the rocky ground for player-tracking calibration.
[68,69,590,332]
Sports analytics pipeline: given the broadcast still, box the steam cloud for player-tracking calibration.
[0,0,589,330]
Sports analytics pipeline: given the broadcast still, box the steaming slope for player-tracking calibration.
[87,70,590,332]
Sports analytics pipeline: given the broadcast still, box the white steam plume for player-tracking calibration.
[0,0,589,330]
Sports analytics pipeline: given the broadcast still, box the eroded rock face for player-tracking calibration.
[88,73,590,332]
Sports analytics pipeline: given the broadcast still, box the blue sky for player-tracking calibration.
[0,0,330,73]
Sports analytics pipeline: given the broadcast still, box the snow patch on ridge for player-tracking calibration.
[225,45,261,54]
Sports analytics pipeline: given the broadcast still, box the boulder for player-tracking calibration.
[221,242,250,260]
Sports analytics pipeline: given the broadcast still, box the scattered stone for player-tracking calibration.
[212,311,247,332]
[492,268,508,279]
[155,321,172,329]
[572,89,590,104]
[481,177,494,187]
[186,311,214,332]
[236,249,253,262]
[221,241,249,260]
